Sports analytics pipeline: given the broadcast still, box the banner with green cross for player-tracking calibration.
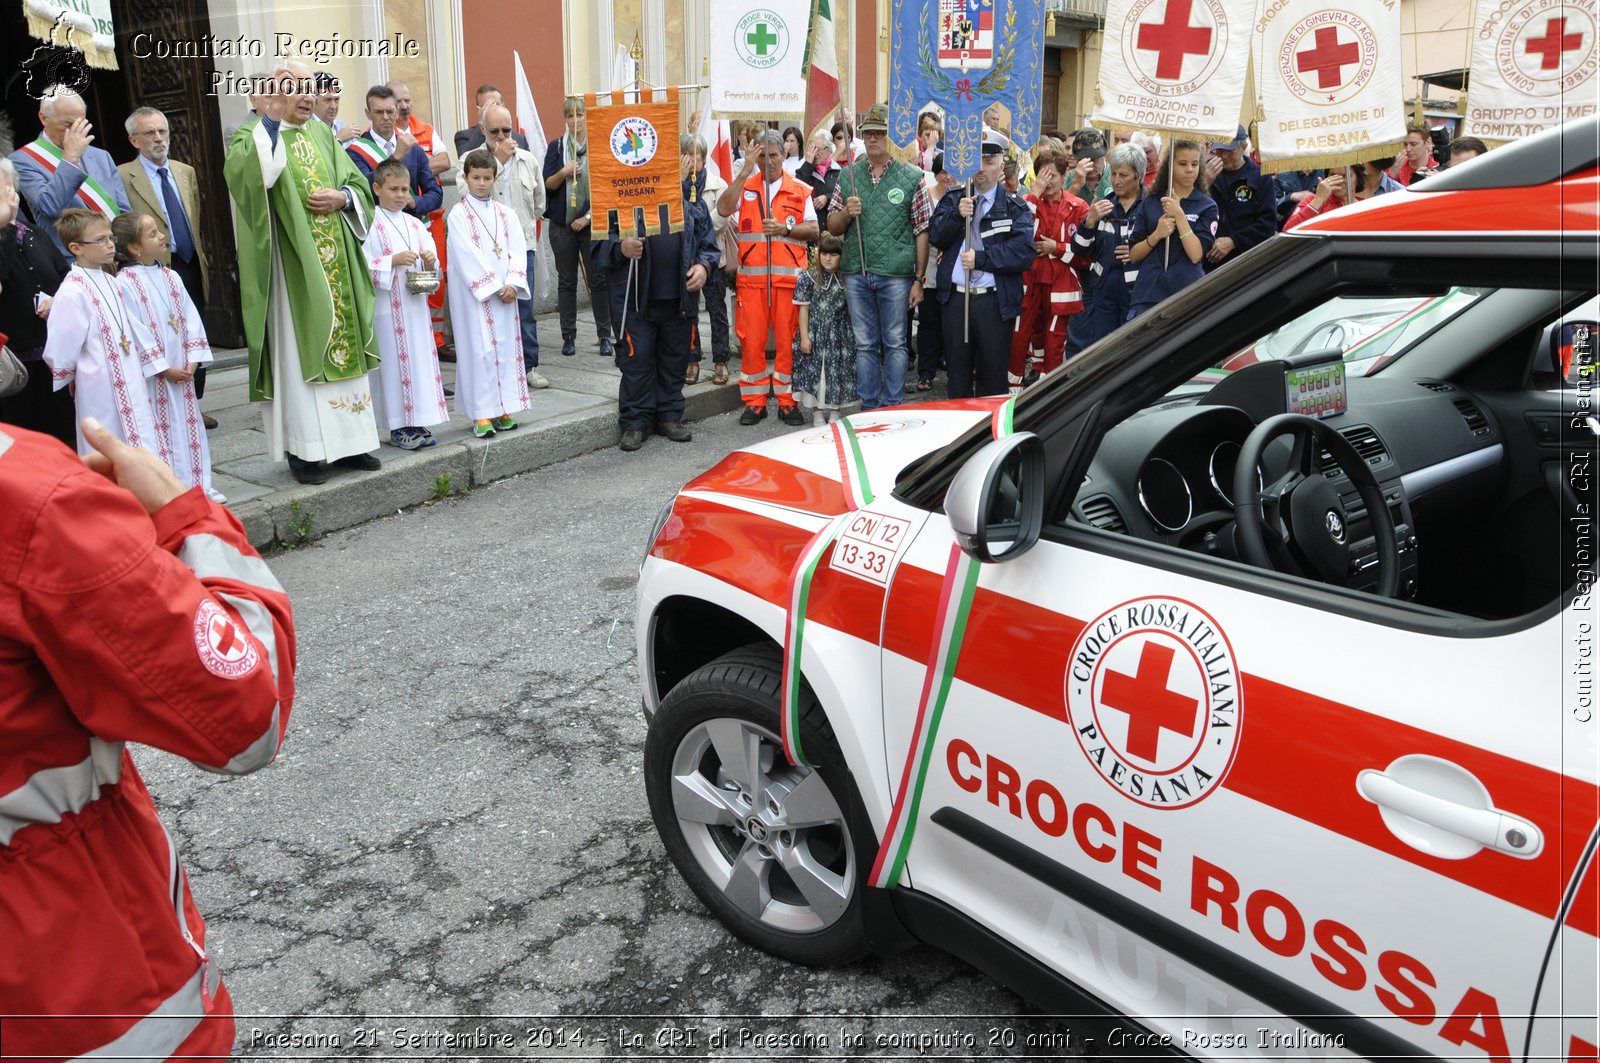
[710,0,808,120]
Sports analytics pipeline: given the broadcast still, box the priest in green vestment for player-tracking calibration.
[224,61,383,484]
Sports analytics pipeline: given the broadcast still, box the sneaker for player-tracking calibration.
[599,337,615,358]
[561,338,576,357]
[712,363,730,386]
[1022,367,1041,388]
[204,487,228,504]
[526,369,549,389]
[779,405,807,426]
[655,420,691,443]
[417,429,438,448]
[619,429,645,451]
[739,405,768,426]
[390,428,424,451]
[493,415,520,431]
[474,420,496,439]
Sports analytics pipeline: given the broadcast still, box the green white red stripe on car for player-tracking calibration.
[779,512,851,766]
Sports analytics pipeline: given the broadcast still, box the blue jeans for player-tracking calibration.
[843,273,912,409]
[518,248,541,369]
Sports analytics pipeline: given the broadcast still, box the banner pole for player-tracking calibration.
[964,178,975,344]
[1164,146,1173,270]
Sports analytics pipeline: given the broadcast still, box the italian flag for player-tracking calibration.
[803,0,841,142]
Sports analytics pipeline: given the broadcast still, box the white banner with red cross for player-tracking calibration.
[1090,0,1250,138]
[1254,0,1405,172]
[1466,0,1597,145]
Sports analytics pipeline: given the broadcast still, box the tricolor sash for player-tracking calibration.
[16,138,121,218]
[346,135,390,170]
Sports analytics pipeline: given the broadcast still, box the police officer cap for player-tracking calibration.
[981,141,1005,157]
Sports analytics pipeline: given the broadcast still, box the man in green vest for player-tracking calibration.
[826,102,931,410]
[224,61,382,485]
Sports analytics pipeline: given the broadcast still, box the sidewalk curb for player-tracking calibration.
[234,380,744,549]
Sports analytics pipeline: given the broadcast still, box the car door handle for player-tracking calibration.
[1357,765,1543,859]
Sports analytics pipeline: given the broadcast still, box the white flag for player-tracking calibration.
[613,44,637,101]
[1090,0,1249,139]
[513,51,553,301]
[1255,1,1405,171]
[710,0,807,120]
[1466,0,1597,145]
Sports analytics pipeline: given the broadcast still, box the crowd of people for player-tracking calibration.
[1,70,1497,468]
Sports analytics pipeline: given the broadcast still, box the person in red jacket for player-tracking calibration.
[1008,148,1090,388]
[0,417,295,1060]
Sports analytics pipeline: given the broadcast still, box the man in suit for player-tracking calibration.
[312,73,361,143]
[454,84,529,158]
[345,85,443,221]
[8,85,131,258]
[118,106,217,423]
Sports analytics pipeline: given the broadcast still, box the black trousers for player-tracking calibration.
[617,298,692,430]
[170,252,209,398]
[550,222,612,341]
[940,292,1010,398]
[0,357,75,449]
[916,294,944,382]
[690,267,731,363]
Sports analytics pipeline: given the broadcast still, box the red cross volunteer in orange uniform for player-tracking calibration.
[716,130,820,427]
[0,418,296,1059]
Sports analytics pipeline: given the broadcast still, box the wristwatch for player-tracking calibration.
[785,219,794,235]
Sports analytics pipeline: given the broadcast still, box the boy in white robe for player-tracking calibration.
[42,209,160,457]
[112,212,225,502]
[364,158,449,449]
[447,150,529,438]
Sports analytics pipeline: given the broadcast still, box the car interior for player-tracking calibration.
[1061,279,1596,623]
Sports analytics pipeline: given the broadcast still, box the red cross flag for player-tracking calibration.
[1090,0,1249,138]
[1255,0,1405,172]
[1467,0,1597,145]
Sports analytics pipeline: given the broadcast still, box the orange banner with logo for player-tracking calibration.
[586,87,683,242]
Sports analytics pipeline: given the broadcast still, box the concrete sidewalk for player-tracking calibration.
[205,310,744,549]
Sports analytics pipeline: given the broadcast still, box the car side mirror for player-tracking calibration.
[1554,321,1596,387]
[946,432,1045,563]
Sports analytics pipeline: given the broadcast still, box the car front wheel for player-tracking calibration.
[643,645,872,965]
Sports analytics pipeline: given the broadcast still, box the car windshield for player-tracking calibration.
[1177,288,1489,396]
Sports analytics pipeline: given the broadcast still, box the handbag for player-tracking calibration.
[0,334,28,400]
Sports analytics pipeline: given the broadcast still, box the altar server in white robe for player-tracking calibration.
[447,149,529,438]
[43,209,160,456]
[110,212,224,501]
[364,158,450,450]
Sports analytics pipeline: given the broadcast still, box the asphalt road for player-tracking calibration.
[139,405,1100,1060]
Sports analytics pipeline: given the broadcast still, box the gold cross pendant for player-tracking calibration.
[494,244,503,256]
[169,314,183,333]
[120,335,131,354]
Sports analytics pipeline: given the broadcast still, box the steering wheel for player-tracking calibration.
[1232,413,1400,598]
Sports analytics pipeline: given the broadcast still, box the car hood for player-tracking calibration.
[682,399,1003,518]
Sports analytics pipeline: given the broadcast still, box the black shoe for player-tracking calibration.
[334,452,382,471]
[739,405,768,426]
[1022,367,1041,388]
[656,420,692,443]
[599,337,615,357]
[436,344,456,363]
[287,454,327,485]
[619,429,645,451]
[561,338,576,357]
[779,405,807,427]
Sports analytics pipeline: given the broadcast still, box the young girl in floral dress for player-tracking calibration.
[791,233,856,425]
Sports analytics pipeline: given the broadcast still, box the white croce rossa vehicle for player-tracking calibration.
[636,118,1599,1061]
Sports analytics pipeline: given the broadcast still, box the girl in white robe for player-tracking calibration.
[363,163,450,449]
[42,212,160,457]
[112,213,224,502]
[447,152,530,437]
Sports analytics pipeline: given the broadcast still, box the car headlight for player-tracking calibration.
[642,497,676,572]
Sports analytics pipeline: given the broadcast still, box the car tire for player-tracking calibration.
[644,644,874,966]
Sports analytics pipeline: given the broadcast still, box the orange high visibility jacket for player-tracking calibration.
[734,172,812,288]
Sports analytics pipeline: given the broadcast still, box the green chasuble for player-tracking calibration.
[224,117,379,402]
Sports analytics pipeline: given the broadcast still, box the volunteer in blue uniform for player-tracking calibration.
[1125,138,1217,322]
[1204,126,1277,272]
[593,146,721,452]
[928,139,1036,398]
[1066,141,1147,355]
